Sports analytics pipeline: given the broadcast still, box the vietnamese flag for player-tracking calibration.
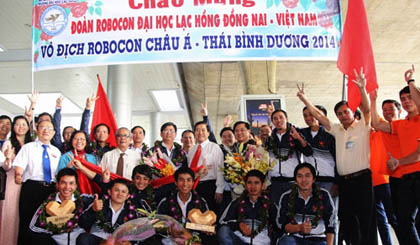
[90,75,118,147]
[337,0,378,111]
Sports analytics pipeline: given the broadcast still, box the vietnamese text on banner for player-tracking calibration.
[32,0,342,71]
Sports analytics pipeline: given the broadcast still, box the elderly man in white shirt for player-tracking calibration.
[101,127,141,179]
[13,120,61,245]
[187,121,225,212]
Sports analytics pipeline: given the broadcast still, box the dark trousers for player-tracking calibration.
[18,180,55,245]
[338,171,377,245]
[28,231,56,245]
[396,172,420,245]
[374,183,400,245]
[196,179,217,212]
[76,233,103,245]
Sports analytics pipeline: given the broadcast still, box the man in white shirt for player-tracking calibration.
[296,69,378,245]
[101,127,141,179]
[188,121,225,213]
[13,120,61,245]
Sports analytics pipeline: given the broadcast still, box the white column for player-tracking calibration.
[150,111,161,144]
[107,65,132,128]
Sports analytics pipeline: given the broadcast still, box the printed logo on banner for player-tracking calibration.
[40,5,68,36]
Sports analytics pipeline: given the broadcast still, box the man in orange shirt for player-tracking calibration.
[371,66,420,244]
[370,90,403,245]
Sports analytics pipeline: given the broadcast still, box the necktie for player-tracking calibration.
[117,153,124,177]
[190,144,201,169]
[42,145,52,184]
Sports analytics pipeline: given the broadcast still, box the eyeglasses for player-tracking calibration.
[117,134,130,138]
[39,126,54,131]
[162,129,175,134]
[73,137,86,141]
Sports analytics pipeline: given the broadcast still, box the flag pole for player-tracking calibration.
[341,74,347,101]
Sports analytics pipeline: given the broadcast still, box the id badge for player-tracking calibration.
[345,141,354,149]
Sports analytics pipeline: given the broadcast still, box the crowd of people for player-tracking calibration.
[0,66,419,245]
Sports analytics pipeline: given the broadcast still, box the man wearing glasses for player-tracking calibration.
[101,127,141,179]
[13,120,61,245]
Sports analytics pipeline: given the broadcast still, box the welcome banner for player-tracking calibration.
[32,0,342,71]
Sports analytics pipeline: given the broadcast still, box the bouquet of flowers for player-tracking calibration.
[142,148,175,178]
[223,144,275,189]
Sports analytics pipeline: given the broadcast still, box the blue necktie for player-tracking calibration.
[42,144,52,184]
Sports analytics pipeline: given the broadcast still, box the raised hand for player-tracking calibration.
[3,144,15,168]
[386,152,399,171]
[352,67,366,89]
[200,103,208,117]
[24,106,33,120]
[56,96,64,108]
[404,64,415,82]
[92,194,103,212]
[267,100,275,115]
[28,90,39,104]
[296,83,306,101]
[223,114,232,127]
[86,94,99,110]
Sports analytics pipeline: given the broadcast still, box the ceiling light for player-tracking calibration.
[0,44,5,52]
[0,93,82,114]
[150,89,183,112]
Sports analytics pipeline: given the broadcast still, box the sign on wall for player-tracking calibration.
[32,0,342,71]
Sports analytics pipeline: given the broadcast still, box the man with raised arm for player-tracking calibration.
[371,65,420,244]
[296,68,377,245]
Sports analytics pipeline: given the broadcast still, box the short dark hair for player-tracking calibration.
[174,167,195,181]
[56,168,78,184]
[131,125,146,136]
[93,123,110,134]
[0,115,12,123]
[160,122,177,133]
[294,163,316,180]
[399,86,410,98]
[244,169,265,183]
[271,109,288,121]
[233,121,250,131]
[69,130,92,153]
[303,105,327,116]
[181,129,194,138]
[36,112,53,123]
[194,121,209,132]
[36,120,54,130]
[219,127,234,137]
[109,178,130,190]
[132,164,153,180]
[334,101,348,114]
[382,99,401,111]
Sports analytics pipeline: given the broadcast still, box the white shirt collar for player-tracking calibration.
[177,192,192,223]
[197,139,210,148]
[55,192,76,203]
